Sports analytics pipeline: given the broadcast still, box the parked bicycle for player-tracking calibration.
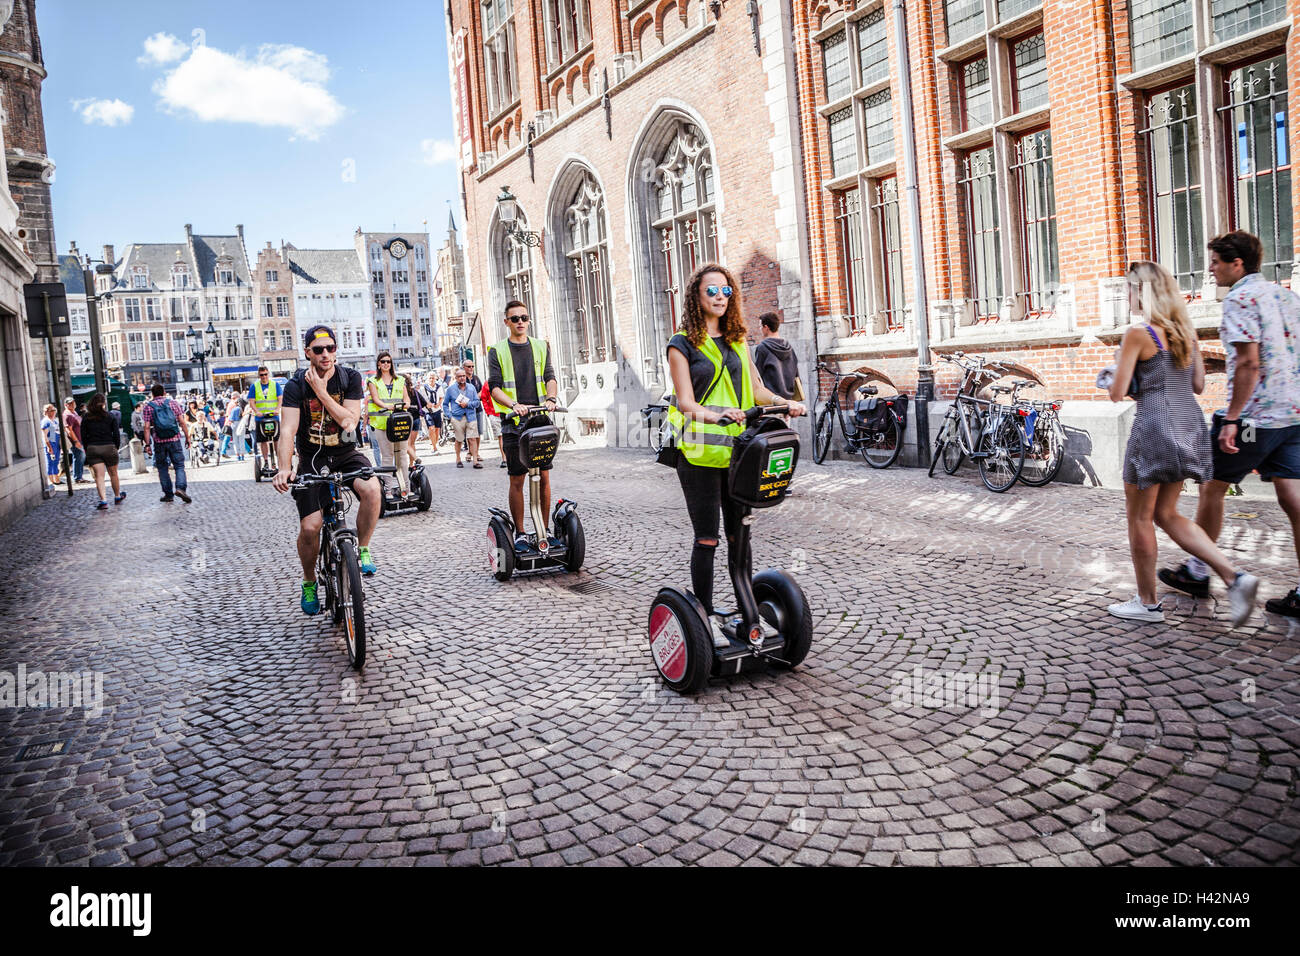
[640,397,671,455]
[1008,378,1066,487]
[291,463,396,670]
[928,351,1026,492]
[812,363,906,468]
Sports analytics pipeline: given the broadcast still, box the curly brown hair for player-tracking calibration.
[680,263,746,348]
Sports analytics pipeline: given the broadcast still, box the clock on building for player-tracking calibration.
[388,239,409,260]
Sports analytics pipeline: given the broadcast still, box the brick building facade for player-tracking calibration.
[253,242,297,375]
[448,0,1297,476]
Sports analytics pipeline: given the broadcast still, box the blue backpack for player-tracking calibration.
[151,399,179,440]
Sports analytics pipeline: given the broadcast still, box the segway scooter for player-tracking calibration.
[648,404,812,695]
[252,416,279,482]
[486,405,584,581]
[377,402,432,517]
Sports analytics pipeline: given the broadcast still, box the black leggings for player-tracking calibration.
[675,458,747,614]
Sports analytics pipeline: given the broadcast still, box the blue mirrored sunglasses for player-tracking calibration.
[705,285,733,298]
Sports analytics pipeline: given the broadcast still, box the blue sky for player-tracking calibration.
[41,0,462,261]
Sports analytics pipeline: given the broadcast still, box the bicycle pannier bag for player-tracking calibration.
[728,417,800,509]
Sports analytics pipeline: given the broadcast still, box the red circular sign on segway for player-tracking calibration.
[649,605,687,682]
[486,530,499,571]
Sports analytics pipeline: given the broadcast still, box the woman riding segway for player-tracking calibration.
[650,264,810,694]
[366,351,411,499]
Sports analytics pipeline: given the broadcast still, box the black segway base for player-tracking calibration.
[486,506,578,576]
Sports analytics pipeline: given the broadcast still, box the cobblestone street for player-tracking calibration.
[1,440,1298,867]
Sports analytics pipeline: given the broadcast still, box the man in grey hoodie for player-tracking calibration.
[754,312,799,399]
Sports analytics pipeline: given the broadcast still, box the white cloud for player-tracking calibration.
[150,42,343,140]
[72,98,135,127]
[138,32,189,66]
[421,138,456,165]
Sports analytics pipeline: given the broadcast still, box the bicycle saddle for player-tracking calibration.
[990,384,1014,394]
[858,385,878,396]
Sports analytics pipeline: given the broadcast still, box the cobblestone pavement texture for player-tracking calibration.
[1,438,1298,867]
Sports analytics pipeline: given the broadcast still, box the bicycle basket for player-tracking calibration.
[728,417,799,509]
[385,410,413,443]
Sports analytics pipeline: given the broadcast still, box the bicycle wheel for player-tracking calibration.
[978,417,1025,493]
[812,406,834,464]
[859,415,902,469]
[936,409,967,475]
[1018,413,1065,487]
[649,417,664,455]
[337,538,366,669]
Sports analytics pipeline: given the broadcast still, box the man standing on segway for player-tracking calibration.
[272,324,384,614]
[488,300,560,554]
[247,365,281,468]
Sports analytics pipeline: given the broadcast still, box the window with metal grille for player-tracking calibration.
[560,171,616,372]
[998,0,1040,19]
[962,58,992,129]
[944,0,985,45]
[828,107,856,177]
[835,189,870,333]
[1013,34,1049,113]
[822,30,851,102]
[1211,0,1287,44]
[1222,54,1292,281]
[1140,85,1203,293]
[863,90,895,166]
[1128,0,1193,73]
[959,148,1003,320]
[873,178,906,331]
[858,10,889,87]
[1012,130,1059,317]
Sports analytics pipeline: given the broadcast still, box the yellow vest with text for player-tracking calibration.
[667,334,755,468]
[252,379,279,416]
[367,376,402,429]
[491,337,549,415]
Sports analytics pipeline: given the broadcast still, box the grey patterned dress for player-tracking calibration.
[1122,325,1212,489]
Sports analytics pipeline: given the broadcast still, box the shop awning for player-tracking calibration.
[211,365,259,375]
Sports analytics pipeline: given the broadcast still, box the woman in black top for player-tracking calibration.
[81,393,125,509]
[667,263,805,619]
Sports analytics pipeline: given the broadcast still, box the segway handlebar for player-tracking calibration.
[505,403,569,422]
[747,403,790,421]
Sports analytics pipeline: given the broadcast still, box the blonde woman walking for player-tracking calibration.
[1107,260,1257,625]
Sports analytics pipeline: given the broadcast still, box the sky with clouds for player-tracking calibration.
[41,0,462,260]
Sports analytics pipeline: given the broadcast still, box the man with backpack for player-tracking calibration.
[141,383,192,503]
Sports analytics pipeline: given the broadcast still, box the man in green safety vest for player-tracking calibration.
[488,300,560,554]
[246,365,282,463]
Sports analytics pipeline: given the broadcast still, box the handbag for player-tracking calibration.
[657,361,727,468]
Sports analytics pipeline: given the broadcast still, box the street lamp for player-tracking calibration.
[80,257,115,396]
[187,321,218,397]
[496,186,540,247]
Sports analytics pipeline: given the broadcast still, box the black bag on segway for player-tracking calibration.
[516,419,560,471]
[385,410,413,443]
[728,417,799,509]
[257,418,279,442]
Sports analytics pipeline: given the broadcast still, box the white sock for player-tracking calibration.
[1186,557,1210,580]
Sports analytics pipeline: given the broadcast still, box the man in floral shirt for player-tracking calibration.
[1161,231,1300,617]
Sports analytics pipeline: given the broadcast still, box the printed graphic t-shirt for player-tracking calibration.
[281,366,365,463]
[1220,272,1300,429]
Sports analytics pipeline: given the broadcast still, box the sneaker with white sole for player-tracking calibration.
[1226,572,1259,627]
[1107,596,1165,623]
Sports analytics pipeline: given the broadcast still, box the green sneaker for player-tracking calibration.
[358,546,376,576]
[301,580,320,615]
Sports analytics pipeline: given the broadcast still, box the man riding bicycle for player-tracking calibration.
[273,325,383,614]
[488,300,560,553]
[247,365,281,463]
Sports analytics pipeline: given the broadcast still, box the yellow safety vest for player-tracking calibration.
[367,376,402,429]
[251,379,279,416]
[666,334,755,468]
[491,337,549,415]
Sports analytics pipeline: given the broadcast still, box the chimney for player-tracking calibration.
[102,244,115,265]
[236,224,245,244]
[184,224,193,241]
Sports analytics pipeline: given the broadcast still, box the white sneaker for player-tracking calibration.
[1107,596,1165,623]
[1227,572,1259,627]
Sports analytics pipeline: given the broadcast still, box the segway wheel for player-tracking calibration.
[488,518,515,582]
[415,470,433,512]
[752,569,813,668]
[562,511,585,572]
[648,589,712,695]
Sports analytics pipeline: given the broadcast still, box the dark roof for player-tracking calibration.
[114,243,190,292]
[191,235,252,288]
[286,249,367,285]
[58,255,86,295]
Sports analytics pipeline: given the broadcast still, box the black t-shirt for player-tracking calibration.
[667,333,743,405]
[488,339,556,407]
[281,366,365,461]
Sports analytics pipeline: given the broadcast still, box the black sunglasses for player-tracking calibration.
[309,344,337,355]
[705,285,733,298]
[378,358,392,364]
[507,315,530,324]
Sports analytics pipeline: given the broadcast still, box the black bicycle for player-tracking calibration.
[811,362,904,468]
[640,397,671,455]
[291,464,395,669]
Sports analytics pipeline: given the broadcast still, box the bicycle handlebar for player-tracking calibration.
[290,465,395,489]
